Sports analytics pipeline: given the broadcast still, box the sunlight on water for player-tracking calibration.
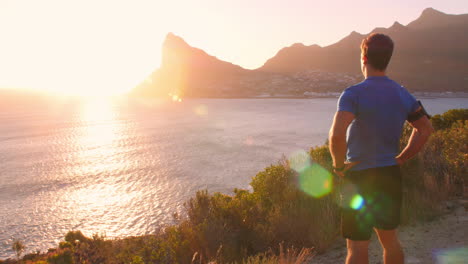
[67,98,139,234]
[68,183,136,210]
[81,98,116,123]
[80,100,118,146]
[65,183,139,234]
[75,98,124,174]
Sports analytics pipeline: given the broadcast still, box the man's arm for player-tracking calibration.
[396,107,434,165]
[329,111,355,172]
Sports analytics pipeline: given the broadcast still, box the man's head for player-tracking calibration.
[360,33,394,73]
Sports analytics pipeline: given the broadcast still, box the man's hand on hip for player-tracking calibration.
[333,161,360,177]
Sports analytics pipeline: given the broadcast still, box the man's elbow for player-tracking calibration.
[412,117,435,138]
[329,131,346,143]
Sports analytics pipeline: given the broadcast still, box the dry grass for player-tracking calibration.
[241,244,314,264]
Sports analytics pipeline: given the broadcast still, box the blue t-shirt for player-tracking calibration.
[337,76,419,171]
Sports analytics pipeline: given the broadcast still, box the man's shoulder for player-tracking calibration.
[385,77,405,89]
[343,80,367,93]
[347,77,405,91]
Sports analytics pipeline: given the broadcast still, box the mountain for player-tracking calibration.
[134,8,468,98]
[133,32,360,98]
[133,33,255,97]
[260,7,468,92]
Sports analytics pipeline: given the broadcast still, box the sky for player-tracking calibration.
[0,0,467,95]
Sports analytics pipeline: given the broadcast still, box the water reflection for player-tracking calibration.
[74,98,122,175]
[80,98,118,144]
[67,97,135,235]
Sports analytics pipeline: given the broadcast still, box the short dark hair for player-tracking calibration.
[360,33,394,71]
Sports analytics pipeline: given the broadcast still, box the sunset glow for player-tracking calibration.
[1,0,467,95]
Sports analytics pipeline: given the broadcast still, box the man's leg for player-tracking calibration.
[341,169,373,264]
[346,239,370,264]
[374,228,404,264]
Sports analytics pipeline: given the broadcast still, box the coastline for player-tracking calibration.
[2,88,468,100]
[133,91,468,100]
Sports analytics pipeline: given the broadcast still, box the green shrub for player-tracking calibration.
[58,242,72,250]
[421,120,467,196]
[47,249,73,264]
[64,231,89,246]
[398,110,467,222]
[22,251,42,262]
[182,158,339,262]
[130,255,144,264]
[431,109,468,130]
[12,239,25,261]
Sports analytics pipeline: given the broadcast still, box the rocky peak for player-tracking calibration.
[290,43,321,49]
[407,8,456,29]
[163,32,190,50]
[291,43,306,48]
[420,7,445,17]
[389,21,405,31]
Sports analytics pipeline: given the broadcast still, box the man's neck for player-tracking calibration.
[364,68,386,78]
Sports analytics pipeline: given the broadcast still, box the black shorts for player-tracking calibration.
[341,165,402,241]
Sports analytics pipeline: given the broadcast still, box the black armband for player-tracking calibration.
[407,101,431,122]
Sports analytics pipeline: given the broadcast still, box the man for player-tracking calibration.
[328,33,434,264]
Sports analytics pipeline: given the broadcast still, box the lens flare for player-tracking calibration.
[288,150,311,173]
[434,247,468,263]
[168,93,182,102]
[298,163,332,198]
[350,194,364,210]
[339,181,359,209]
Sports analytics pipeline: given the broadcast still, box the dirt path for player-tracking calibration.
[310,200,468,264]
